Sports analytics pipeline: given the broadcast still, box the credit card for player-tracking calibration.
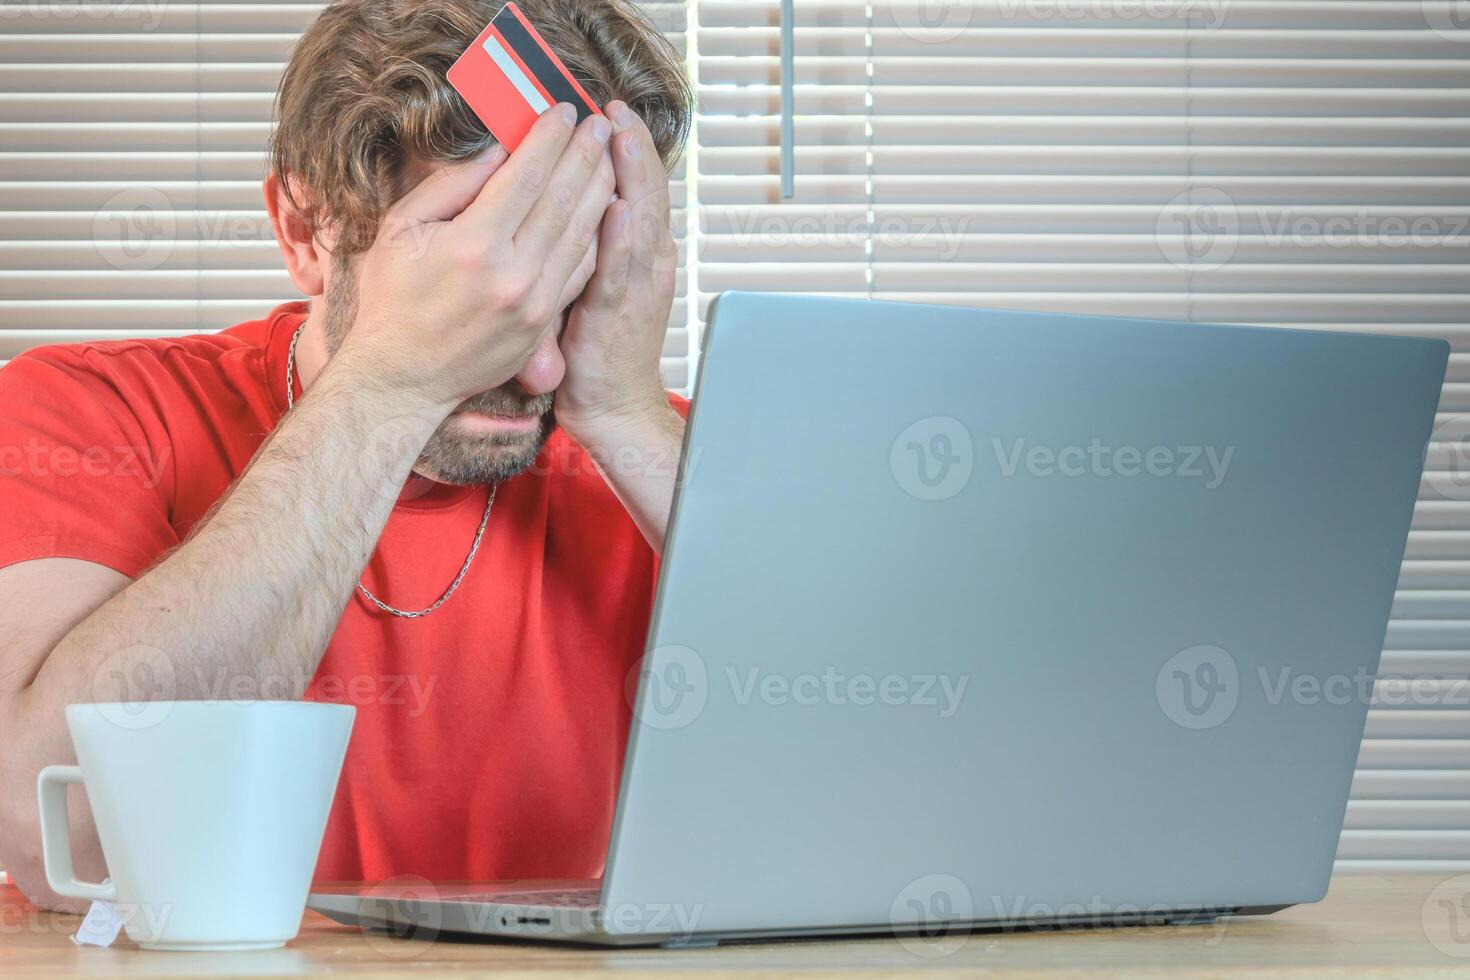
[448,1,603,153]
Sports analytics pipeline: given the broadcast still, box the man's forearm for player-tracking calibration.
[16,349,450,719]
[571,399,686,554]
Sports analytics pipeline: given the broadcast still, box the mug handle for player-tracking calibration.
[37,766,116,902]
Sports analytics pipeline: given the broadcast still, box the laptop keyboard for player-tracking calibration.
[457,887,600,908]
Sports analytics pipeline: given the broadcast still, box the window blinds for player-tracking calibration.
[694,0,1470,871]
[0,0,692,389]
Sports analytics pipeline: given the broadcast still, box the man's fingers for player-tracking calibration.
[385,146,507,228]
[554,235,601,316]
[515,113,614,256]
[538,151,616,297]
[605,103,673,276]
[607,102,663,204]
[458,104,578,236]
[605,100,659,170]
[583,199,632,306]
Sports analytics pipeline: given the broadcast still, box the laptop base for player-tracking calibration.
[309,890,1294,948]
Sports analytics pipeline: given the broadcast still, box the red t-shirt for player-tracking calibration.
[0,302,686,884]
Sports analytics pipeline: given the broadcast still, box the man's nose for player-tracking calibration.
[513,329,566,396]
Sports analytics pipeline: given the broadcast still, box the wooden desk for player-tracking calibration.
[4,874,1469,977]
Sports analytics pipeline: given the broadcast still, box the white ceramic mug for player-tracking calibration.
[38,700,355,951]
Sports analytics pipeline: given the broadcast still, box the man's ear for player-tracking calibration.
[263,172,326,297]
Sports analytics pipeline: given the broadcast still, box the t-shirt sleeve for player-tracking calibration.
[0,349,179,578]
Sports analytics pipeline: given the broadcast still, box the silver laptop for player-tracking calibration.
[308,292,1446,947]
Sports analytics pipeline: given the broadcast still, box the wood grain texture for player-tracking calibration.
[3,874,1470,977]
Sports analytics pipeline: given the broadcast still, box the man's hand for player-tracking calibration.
[343,104,616,411]
[556,101,678,437]
[553,102,685,552]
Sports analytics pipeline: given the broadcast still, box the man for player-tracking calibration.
[0,0,692,911]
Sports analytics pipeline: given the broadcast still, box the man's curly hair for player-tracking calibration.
[270,0,691,255]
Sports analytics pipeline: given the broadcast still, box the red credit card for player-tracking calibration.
[448,1,603,153]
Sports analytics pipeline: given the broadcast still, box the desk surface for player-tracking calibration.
[4,874,1470,977]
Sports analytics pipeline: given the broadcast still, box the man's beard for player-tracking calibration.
[321,267,556,486]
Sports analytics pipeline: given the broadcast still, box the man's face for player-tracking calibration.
[319,262,564,487]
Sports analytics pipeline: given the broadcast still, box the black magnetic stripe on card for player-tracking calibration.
[492,8,597,122]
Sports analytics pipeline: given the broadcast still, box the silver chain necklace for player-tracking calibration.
[286,323,494,619]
